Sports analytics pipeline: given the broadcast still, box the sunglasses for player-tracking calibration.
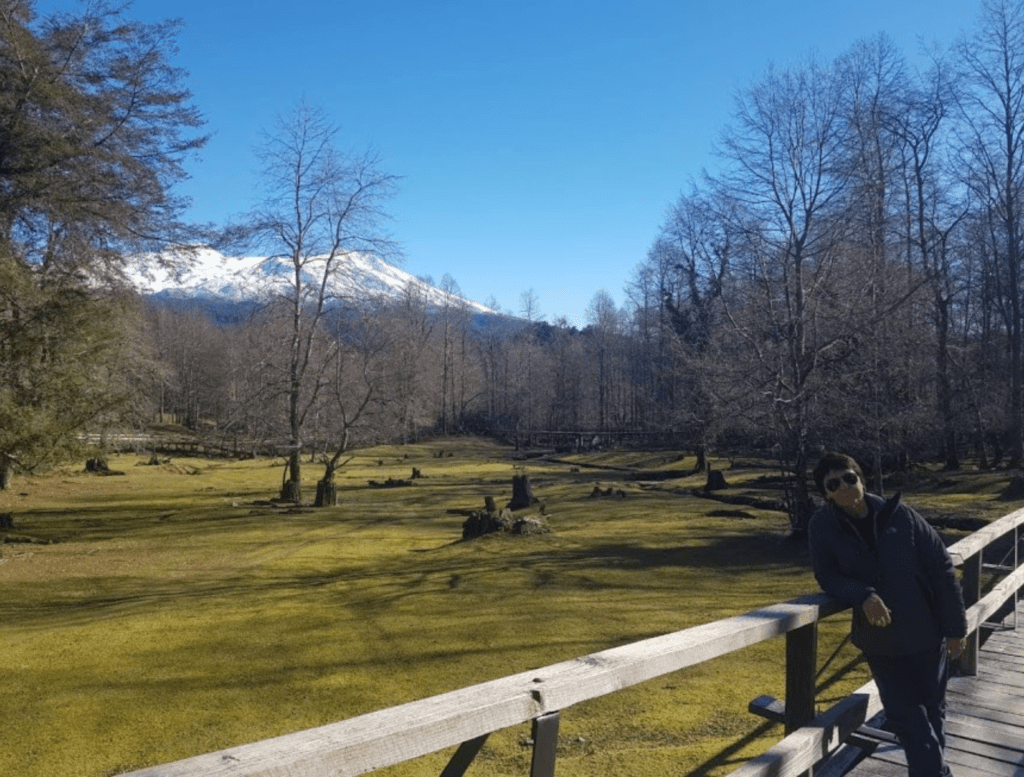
[825,472,859,492]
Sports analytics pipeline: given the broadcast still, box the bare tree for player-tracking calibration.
[314,308,389,506]
[955,0,1024,467]
[384,282,436,441]
[651,190,732,465]
[519,288,544,323]
[888,53,968,469]
[710,55,855,529]
[585,290,620,431]
[247,102,398,502]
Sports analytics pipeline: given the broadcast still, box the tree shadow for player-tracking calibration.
[688,719,779,777]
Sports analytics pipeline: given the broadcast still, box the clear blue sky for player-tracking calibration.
[43,0,978,326]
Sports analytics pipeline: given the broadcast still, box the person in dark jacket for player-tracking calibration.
[808,452,968,777]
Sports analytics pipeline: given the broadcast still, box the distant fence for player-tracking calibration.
[120,508,1024,777]
[493,428,694,451]
[82,433,296,460]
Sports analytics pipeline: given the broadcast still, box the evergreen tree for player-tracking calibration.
[0,0,206,487]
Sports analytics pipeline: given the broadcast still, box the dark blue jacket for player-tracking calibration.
[808,493,967,656]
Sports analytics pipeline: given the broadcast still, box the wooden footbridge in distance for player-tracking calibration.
[120,507,1024,777]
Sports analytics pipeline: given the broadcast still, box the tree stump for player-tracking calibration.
[85,457,109,473]
[508,474,535,510]
[705,468,728,491]
[280,479,301,503]
[315,479,337,507]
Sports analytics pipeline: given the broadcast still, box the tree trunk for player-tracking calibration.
[936,297,960,470]
[693,445,707,474]
[281,449,302,502]
[508,474,535,510]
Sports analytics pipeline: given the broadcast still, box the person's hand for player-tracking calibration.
[862,593,892,627]
[948,637,967,659]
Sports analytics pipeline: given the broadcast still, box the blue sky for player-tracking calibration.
[43,0,977,326]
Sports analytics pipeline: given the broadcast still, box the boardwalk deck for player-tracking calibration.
[837,609,1024,777]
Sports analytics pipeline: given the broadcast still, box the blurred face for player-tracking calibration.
[824,468,865,512]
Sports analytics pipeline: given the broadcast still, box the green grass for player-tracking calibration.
[1,441,1013,777]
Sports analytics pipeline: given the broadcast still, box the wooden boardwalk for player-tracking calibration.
[837,609,1024,777]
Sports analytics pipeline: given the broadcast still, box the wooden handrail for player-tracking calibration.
[947,505,1024,565]
[119,507,1024,777]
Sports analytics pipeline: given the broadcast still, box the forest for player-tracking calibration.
[7,0,1024,528]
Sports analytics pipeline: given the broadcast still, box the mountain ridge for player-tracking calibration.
[131,247,496,314]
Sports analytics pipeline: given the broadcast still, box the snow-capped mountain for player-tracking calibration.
[131,247,495,314]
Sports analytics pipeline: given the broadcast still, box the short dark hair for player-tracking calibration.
[812,452,865,498]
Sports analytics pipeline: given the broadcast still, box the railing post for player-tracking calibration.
[1014,525,1020,631]
[961,550,982,676]
[785,621,818,734]
[530,711,560,777]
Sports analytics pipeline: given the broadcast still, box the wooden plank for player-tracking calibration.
[979,660,1024,679]
[948,716,1024,753]
[984,651,1024,668]
[979,659,1024,682]
[984,642,1024,660]
[977,669,1024,692]
[852,726,1024,777]
[948,507,1024,566]
[948,689,1024,726]
[948,700,1024,732]
[966,564,1024,634]
[981,646,1024,665]
[870,738,1020,777]
[945,731,1024,766]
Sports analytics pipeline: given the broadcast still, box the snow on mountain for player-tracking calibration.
[131,247,495,314]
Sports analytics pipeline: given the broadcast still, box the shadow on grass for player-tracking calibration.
[688,719,778,777]
[3,528,812,633]
[6,497,324,545]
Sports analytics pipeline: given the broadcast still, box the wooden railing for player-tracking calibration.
[120,506,1024,777]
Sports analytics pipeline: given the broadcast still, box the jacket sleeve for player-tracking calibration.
[808,508,875,608]
[912,508,968,639]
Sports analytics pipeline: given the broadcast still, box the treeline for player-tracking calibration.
[149,2,1024,523]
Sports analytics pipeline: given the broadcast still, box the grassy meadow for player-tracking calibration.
[0,438,1013,777]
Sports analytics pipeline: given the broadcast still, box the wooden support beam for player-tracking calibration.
[748,695,786,724]
[962,551,982,676]
[785,621,818,734]
[530,712,560,777]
